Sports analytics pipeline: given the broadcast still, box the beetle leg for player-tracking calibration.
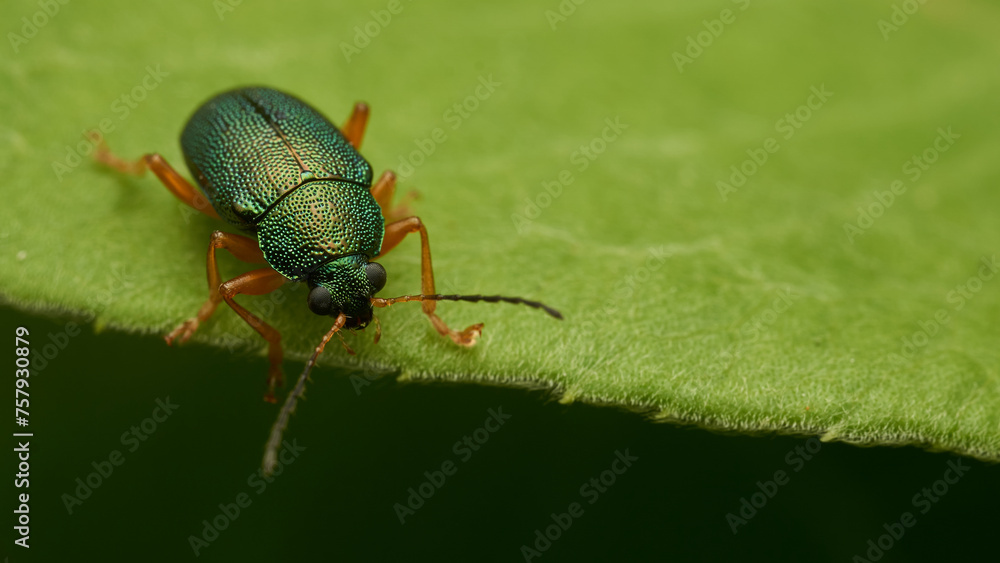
[380,217,483,346]
[370,170,419,222]
[341,102,370,150]
[165,231,268,345]
[92,136,220,220]
[218,268,290,402]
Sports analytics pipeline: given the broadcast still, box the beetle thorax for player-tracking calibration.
[256,179,384,280]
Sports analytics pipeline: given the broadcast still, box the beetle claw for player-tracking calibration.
[450,323,484,347]
[383,189,421,222]
[264,367,284,404]
[165,318,200,346]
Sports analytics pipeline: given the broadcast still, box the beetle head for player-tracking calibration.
[306,255,386,329]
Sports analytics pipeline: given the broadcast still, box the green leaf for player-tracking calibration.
[2,0,999,460]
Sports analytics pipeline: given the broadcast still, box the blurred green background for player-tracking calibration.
[3,0,1000,561]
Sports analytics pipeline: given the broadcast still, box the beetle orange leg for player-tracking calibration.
[167,230,287,401]
[379,217,483,346]
[92,137,221,220]
[218,268,290,402]
[370,170,419,222]
[166,231,269,346]
[341,102,370,150]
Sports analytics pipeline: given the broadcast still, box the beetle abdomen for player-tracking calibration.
[256,180,384,280]
[181,87,374,229]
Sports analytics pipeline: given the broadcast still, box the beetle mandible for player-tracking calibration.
[95,86,561,401]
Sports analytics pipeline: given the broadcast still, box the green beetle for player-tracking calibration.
[95,86,560,402]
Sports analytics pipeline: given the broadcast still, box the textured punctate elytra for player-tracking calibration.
[181,87,375,230]
[180,87,384,284]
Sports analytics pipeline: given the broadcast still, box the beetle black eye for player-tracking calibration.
[307,285,333,315]
[365,262,386,293]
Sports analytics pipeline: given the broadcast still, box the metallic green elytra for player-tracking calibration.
[181,87,386,328]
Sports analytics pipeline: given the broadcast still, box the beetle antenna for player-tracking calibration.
[262,313,347,476]
[371,294,563,320]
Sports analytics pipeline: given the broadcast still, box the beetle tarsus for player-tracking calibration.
[264,364,284,404]
[431,315,483,347]
[372,317,382,345]
[264,373,284,404]
[455,323,484,347]
[91,133,148,177]
[164,318,200,345]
